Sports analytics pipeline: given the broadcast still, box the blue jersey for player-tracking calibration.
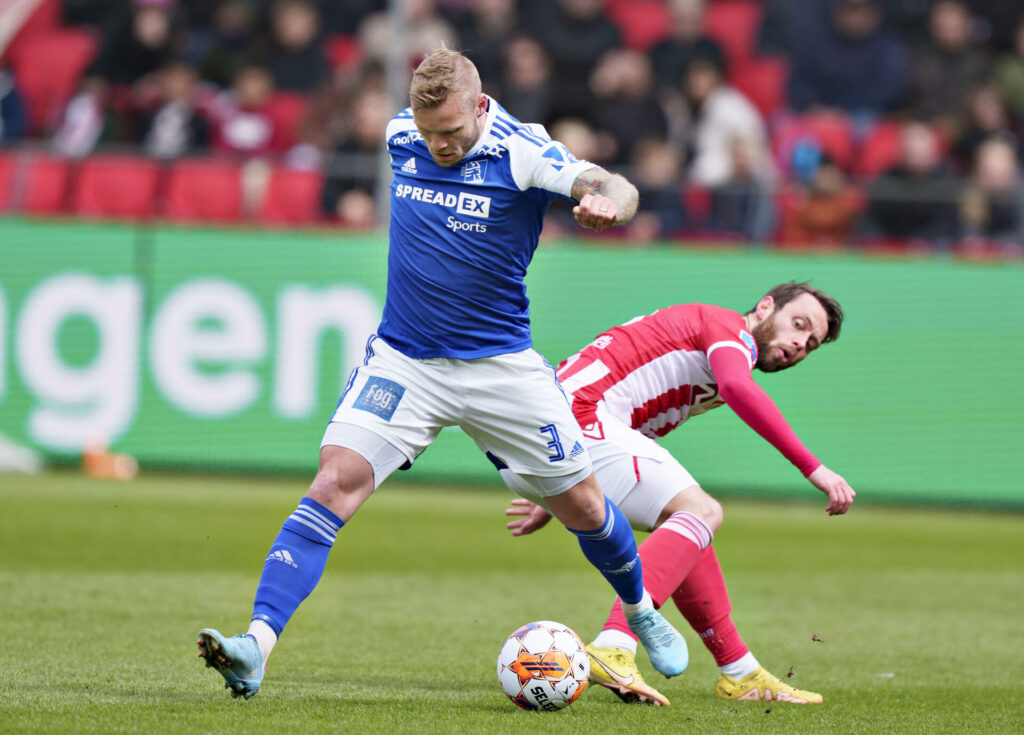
[377,97,592,359]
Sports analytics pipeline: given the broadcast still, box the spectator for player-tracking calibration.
[51,77,112,158]
[587,49,668,165]
[452,0,524,93]
[676,58,775,241]
[682,59,773,190]
[318,0,385,35]
[527,0,622,120]
[358,0,458,73]
[496,35,558,128]
[950,83,1020,175]
[787,0,910,121]
[629,137,686,243]
[87,0,183,88]
[207,63,277,156]
[649,0,726,92]
[958,135,1024,244]
[861,121,959,245]
[135,60,210,159]
[0,61,27,142]
[909,0,990,125]
[320,87,390,227]
[187,0,264,89]
[267,0,331,93]
[779,158,861,245]
[994,15,1024,119]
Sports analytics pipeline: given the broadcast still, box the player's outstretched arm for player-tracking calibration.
[807,465,856,516]
[571,166,639,232]
[505,498,554,536]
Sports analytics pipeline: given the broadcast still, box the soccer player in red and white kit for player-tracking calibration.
[501,282,854,706]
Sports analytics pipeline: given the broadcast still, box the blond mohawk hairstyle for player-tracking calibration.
[410,48,481,111]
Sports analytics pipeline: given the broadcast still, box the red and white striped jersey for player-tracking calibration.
[556,303,756,439]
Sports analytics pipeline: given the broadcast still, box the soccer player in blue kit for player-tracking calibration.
[196,48,687,699]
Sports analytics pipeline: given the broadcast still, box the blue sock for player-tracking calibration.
[566,496,644,605]
[251,498,344,636]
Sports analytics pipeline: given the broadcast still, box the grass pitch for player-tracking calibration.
[1,472,1022,734]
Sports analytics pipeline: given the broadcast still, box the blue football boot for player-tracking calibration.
[197,628,264,699]
[626,608,689,677]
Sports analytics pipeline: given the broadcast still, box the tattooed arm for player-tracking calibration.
[570,166,640,232]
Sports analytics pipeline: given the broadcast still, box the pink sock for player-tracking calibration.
[671,545,750,666]
[600,511,713,639]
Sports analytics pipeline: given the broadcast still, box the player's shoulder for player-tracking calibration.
[385,108,421,148]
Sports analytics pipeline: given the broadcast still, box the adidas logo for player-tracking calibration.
[401,157,417,174]
[568,441,585,459]
[266,549,298,568]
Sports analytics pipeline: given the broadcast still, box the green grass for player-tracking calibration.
[1,472,1022,734]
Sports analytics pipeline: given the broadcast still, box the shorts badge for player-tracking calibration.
[353,377,406,421]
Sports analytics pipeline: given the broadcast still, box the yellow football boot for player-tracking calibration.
[585,645,670,706]
[714,666,823,704]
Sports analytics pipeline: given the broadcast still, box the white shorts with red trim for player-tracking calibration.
[501,401,697,530]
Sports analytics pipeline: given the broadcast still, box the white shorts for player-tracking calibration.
[322,335,592,494]
[501,402,698,531]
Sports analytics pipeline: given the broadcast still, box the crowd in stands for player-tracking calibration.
[2,0,1024,253]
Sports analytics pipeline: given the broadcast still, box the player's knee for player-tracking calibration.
[702,495,724,533]
[305,448,375,519]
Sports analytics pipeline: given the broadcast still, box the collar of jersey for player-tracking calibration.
[462,95,499,160]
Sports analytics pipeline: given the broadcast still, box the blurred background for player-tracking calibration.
[1,0,1022,508]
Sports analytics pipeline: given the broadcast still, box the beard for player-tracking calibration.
[752,314,788,373]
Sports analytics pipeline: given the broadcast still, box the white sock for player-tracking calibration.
[620,589,654,619]
[246,619,278,666]
[591,629,638,654]
[719,651,760,679]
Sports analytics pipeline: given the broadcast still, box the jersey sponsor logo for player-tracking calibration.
[353,377,406,421]
[390,131,423,145]
[456,191,491,218]
[400,157,417,174]
[461,160,487,183]
[593,335,613,349]
[445,216,487,233]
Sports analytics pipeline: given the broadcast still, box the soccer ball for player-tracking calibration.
[496,620,589,711]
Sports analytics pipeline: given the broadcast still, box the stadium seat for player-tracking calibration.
[70,155,161,220]
[855,120,903,178]
[257,166,324,225]
[163,158,243,223]
[325,34,363,71]
[704,0,763,67]
[0,152,70,215]
[267,92,310,151]
[730,56,789,118]
[3,0,62,59]
[605,0,673,51]
[8,27,98,134]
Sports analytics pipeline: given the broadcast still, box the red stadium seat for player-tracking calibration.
[704,0,763,66]
[8,28,98,134]
[163,158,243,223]
[70,155,161,220]
[325,34,363,71]
[855,120,903,178]
[267,92,310,151]
[257,167,324,225]
[3,0,62,59]
[605,0,673,51]
[0,152,70,215]
[730,56,789,118]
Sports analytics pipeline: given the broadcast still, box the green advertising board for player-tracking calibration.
[2,217,1023,508]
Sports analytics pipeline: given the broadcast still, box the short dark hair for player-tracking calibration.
[749,282,844,343]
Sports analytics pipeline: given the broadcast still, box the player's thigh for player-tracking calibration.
[324,336,452,482]
[461,348,591,485]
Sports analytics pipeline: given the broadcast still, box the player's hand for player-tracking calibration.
[573,193,619,232]
[505,498,553,536]
[807,465,856,516]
